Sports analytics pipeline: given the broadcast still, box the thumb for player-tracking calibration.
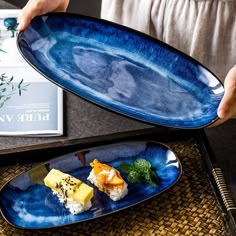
[18,11,31,31]
[18,1,45,31]
[18,0,69,31]
[217,65,236,118]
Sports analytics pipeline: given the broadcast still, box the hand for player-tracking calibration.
[18,0,69,31]
[210,65,236,127]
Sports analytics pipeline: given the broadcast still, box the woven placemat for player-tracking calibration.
[0,139,231,236]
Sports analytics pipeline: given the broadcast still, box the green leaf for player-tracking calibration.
[0,49,7,53]
[1,88,6,93]
[134,159,151,170]
[18,79,24,88]
[0,74,28,108]
[127,170,140,183]
[120,158,160,187]
[149,169,160,186]
[119,163,133,173]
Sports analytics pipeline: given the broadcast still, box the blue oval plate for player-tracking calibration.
[17,13,224,129]
[0,141,181,229]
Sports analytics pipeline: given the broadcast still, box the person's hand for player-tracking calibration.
[18,0,69,31]
[210,65,236,127]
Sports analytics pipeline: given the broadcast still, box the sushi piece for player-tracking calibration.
[87,159,128,201]
[44,168,94,214]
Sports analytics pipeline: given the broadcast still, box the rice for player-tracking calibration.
[109,182,128,201]
[52,190,92,215]
[87,170,128,201]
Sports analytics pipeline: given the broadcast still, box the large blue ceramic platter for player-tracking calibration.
[17,13,224,129]
[0,141,181,229]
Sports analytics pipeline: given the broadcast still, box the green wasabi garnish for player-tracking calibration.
[120,159,159,186]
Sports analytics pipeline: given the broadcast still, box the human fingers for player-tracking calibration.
[217,65,236,119]
[208,65,236,127]
[18,0,69,31]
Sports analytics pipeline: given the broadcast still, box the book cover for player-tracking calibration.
[0,9,64,136]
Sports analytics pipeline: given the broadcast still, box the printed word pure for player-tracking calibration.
[0,113,50,122]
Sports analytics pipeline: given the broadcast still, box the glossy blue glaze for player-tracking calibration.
[0,141,181,229]
[17,13,224,128]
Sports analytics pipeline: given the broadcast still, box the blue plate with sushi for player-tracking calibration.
[0,141,181,229]
[17,13,224,129]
